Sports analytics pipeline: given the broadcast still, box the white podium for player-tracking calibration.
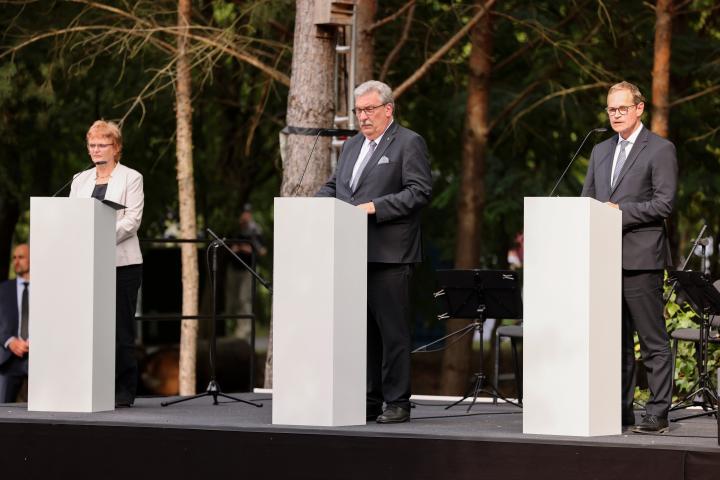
[28,197,116,412]
[523,197,622,436]
[272,197,367,426]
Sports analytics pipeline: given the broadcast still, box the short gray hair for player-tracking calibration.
[608,81,646,104]
[354,80,394,105]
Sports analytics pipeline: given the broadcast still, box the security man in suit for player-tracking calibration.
[582,81,678,433]
[317,80,433,423]
[0,244,31,403]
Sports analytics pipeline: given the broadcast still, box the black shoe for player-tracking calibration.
[376,405,410,424]
[622,410,635,426]
[631,414,669,434]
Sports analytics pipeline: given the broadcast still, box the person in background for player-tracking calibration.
[225,205,267,338]
[0,244,31,403]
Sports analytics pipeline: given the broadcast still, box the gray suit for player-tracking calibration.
[317,121,432,262]
[317,120,432,410]
[582,124,678,417]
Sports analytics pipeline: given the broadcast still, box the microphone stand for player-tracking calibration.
[207,228,272,295]
[162,227,271,408]
[52,162,95,197]
[548,127,607,196]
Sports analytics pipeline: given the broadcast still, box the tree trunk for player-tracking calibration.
[651,0,676,264]
[355,0,377,83]
[265,0,336,388]
[176,0,199,396]
[651,0,672,138]
[440,1,493,395]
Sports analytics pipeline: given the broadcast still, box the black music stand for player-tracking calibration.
[668,270,720,421]
[422,270,523,411]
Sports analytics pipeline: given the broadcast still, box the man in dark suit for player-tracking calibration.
[0,243,31,403]
[582,81,678,434]
[317,80,432,423]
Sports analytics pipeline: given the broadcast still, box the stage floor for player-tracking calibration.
[1,393,717,450]
[0,393,718,479]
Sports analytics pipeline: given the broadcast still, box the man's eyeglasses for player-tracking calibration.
[87,143,113,150]
[605,104,639,116]
[352,103,387,116]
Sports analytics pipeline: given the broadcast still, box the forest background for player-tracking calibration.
[0,0,718,396]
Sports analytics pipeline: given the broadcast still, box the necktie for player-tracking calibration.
[350,140,377,192]
[20,281,29,340]
[611,140,630,188]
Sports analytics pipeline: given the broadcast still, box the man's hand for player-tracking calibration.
[8,338,29,357]
[606,202,619,209]
[357,202,376,214]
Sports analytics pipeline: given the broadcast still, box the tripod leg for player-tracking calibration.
[444,386,473,410]
[466,374,484,412]
[672,407,717,422]
[493,332,500,406]
[216,391,263,407]
[161,391,213,407]
[511,338,522,405]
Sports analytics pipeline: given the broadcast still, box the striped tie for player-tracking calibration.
[611,140,630,188]
[350,141,377,192]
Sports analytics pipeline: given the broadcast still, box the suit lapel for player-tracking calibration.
[611,127,648,195]
[79,169,97,197]
[8,282,19,325]
[104,163,126,205]
[1,281,19,331]
[354,122,398,191]
[599,137,617,194]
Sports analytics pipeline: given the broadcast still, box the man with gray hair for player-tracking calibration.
[582,80,677,433]
[317,80,432,423]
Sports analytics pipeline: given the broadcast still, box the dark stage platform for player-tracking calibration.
[0,394,718,479]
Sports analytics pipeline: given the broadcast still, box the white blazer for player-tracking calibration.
[70,163,144,267]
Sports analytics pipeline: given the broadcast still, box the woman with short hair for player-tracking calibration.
[70,120,144,407]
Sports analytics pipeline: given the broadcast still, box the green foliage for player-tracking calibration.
[0,0,719,298]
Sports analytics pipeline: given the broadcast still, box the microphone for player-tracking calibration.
[548,127,608,196]
[52,162,95,197]
[291,129,325,197]
[695,237,711,247]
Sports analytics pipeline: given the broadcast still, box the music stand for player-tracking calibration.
[668,270,720,421]
[420,269,523,411]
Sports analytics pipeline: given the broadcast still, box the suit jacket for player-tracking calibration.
[70,162,144,267]
[0,280,19,367]
[317,121,433,263]
[581,125,678,270]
